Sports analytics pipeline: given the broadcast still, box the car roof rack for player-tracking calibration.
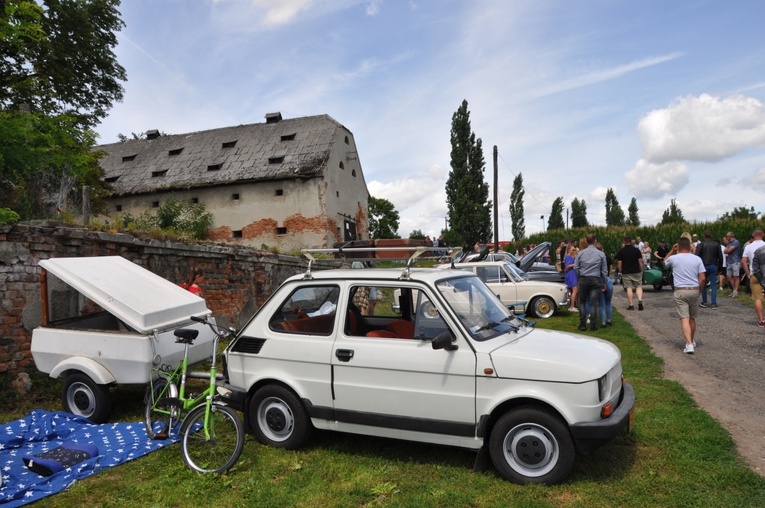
[301,246,460,280]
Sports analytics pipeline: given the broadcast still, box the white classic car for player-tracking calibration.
[31,256,215,423]
[449,261,569,318]
[223,251,635,485]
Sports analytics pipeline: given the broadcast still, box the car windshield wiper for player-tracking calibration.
[474,316,518,333]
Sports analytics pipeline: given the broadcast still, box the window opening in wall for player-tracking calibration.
[191,197,199,204]
[168,147,184,156]
[275,189,284,196]
[276,227,287,235]
[232,193,240,200]
[344,135,349,144]
[268,156,284,164]
[232,230,243,239]
[280,133,296,141]
[122,154,137,162]
[352,169,357,177]
[339,161,344,170]
[115,205,122,212]
[207,163,223,171]
[151,170,168,177]
[336,191,339,197]
[152,201,159,208]
[105,175,120,183]
[222,140,237,148]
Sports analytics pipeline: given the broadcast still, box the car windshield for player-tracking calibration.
[503,262,528,281]
[436,276,522,341]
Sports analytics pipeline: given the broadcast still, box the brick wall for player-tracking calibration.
[0,221,318,380]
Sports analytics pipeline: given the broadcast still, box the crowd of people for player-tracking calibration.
[556,227,765,355]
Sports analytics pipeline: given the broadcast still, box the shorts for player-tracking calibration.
[622,272,642,289]
[726,262,740,277]
[752,278,764,301]
[673,289,700,319]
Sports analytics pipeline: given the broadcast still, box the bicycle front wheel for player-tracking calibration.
[180,403,244,474]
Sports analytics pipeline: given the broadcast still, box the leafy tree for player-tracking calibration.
[627,197,640,227]
[408,229,425,240]
[117,197,213,240]
[445,99,492,246]
[547,197,565,231]
[661,198,685,225]
[571,197,589,228]
[604,188,625,227]
[368,196,400,239]
[441,228,461,247]
[0,111,109,218]
[1,0,127,128]
[509,173,525,241]
[717,206,759,221]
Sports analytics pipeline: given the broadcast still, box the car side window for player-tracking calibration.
[269,285,339,335]
[477,266,504,284]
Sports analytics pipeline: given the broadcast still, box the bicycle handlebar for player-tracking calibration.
[190,314,236,338]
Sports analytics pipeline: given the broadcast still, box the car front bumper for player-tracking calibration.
[569,382,636,453]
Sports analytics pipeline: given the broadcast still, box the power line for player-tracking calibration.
[497,152,548,210]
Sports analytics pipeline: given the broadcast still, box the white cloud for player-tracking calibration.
[638,94,765,163]
[751,167,765,191]
[366,0,382,16]
[251,0,313,26]
[625,159,690,199]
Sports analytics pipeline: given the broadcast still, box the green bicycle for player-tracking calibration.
[144,315,244,473]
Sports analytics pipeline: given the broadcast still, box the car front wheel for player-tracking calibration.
[62,373,112,424]
[249,385,311,450]
[489,406,575,485]
[530,296,555,319]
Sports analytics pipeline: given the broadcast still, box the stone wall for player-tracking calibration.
[0,221,319,380]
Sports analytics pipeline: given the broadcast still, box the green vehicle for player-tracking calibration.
[643,264,674,291]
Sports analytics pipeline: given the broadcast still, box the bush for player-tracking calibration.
[0,208,20,224]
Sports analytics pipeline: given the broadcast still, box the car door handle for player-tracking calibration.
[335,349,354,362]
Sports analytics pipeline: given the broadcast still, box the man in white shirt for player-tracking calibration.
[664,237,706,354]
[742,227,765,328]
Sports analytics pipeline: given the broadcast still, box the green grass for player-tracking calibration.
[5,309,765,507]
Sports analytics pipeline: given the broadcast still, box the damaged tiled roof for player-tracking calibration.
[98,114,346,197]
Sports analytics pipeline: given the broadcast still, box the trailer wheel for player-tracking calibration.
[62,373,112,423]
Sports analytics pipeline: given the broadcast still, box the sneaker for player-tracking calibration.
[578,325,587,331]
[605,321,613,327]
[731,291,738,298]
[759,321,765,328]
[590,325,598,331]
[683,343,695,354]
[627,305,635,310]
[568,308,578,312]
[638,301,644,311]
[699,303,708,308]
[692,340,697,348]
[711,304,717,309]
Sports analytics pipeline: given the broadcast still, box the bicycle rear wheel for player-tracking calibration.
[144,377,179,440]
[180,403,244,474]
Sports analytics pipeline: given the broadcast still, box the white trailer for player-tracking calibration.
[31,256,215,423]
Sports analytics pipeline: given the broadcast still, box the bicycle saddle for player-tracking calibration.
[174,328,199,344]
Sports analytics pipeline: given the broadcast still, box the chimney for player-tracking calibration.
[146,129,160,140]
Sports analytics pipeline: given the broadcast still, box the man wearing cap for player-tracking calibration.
[664,236,706,354]
[654,239,671,269]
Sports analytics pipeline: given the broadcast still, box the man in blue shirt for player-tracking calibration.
[724,231,741,298]
[574,234,607,331]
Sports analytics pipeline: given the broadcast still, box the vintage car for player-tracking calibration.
[449,261,569,318]
[31,256,215,423]
[461,242,564,283]
[223,249,635,485]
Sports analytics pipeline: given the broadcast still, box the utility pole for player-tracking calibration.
[493,145,498,252]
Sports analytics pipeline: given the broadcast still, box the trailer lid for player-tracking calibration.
[39,256,210,334]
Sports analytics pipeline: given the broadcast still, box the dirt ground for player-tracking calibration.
[614,283,765,477]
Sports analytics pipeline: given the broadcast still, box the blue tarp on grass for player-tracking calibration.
[0,410,178,507]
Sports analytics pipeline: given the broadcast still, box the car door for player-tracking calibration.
[331,283,477,437]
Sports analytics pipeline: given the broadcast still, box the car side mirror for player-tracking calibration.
[432,331,458,351]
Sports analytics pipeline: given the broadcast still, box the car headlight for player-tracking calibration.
[597,374,608,402]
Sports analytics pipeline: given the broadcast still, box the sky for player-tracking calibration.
[95,0,765,240]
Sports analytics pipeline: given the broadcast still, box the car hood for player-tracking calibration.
[488,328,621,383]
[39,256,210,334]
[519,241,552,272]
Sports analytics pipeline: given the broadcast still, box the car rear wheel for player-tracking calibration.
[249,385,311,450]
[489,406,575,485]
[530,296,555,319]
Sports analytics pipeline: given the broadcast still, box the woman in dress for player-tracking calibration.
[641,241,652,269]
[564,245,579,311]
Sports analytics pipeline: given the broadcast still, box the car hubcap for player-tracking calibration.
[258,397,294,441]
[503,423,558,477]
[68,383,95,416]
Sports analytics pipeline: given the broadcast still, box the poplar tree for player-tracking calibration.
[627,197,640,227]
[509,173,525,241]
[605,188,625,227]
[571,197,589,228]
[445,100,492,246]
[548,197,565,231]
